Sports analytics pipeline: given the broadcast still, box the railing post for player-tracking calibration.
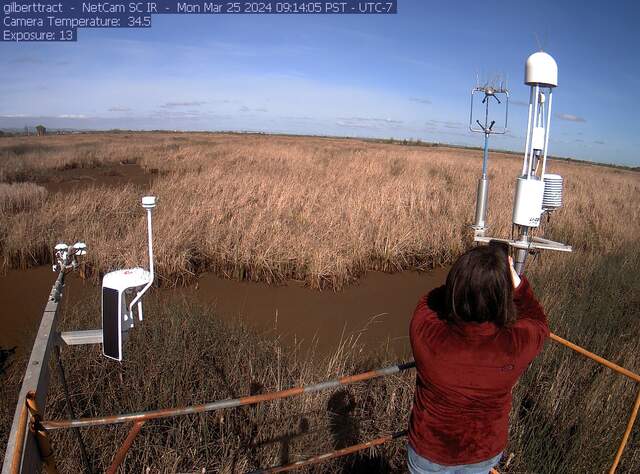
[609,389,640,473]
[26,392,58,474]
[9,401,28,474]
[106,422,145,474]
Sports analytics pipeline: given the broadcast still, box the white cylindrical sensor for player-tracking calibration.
[142,196,156,209]
[513,177,545,227]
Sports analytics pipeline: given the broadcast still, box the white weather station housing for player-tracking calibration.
[59,196,158,361]
[473,51,571,274]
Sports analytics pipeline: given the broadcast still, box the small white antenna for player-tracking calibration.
[128,196,156,320]
[534,32,543,51]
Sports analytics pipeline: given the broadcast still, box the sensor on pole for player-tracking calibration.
[101,196,157,361]
[469,77,509,236]
[473,52,571,274]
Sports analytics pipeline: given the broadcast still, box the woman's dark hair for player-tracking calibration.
[443,242,516,328]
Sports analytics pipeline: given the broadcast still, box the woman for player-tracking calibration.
[408,243,548,473]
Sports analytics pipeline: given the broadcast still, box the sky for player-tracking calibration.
[1,0,639,166]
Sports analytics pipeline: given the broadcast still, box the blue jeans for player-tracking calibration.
[407,443,502,474]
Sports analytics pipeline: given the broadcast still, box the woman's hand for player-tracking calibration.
[508,256,522,289]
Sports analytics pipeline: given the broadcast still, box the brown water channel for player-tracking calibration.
[0,267,448,358]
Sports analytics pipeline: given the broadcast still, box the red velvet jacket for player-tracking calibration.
[408,277,548,465]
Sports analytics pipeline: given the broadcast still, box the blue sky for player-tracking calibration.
[1,1,639,166]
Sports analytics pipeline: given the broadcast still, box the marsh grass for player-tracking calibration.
[0,182,47,215]
[0,133,637,290]
[0,133,638,472]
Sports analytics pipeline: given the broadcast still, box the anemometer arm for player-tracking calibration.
[475,120,496,133]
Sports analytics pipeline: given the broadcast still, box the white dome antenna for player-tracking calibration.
[525,51,558,88]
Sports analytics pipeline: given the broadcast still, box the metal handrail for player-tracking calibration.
[248,430,408,473]
[549,333,640,382]
[41,362,416,430]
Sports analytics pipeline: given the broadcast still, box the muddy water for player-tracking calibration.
[0,267,94,353]
[183,268,448,354]
[0,267,448,357]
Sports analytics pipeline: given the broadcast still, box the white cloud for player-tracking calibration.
[555,113,586,123]
[10,57,44,65]
[336,117,404,129]
[426,119,465,130]
[160,101,207,108]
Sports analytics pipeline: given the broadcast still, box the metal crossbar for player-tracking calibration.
[41,362,416,431]
[248,430,408,473]
[2,272,640,474]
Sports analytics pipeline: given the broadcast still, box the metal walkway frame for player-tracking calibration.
[2,271,639,473]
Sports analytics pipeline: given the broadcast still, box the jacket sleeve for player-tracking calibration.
[514,277,547,324]
[512,276,549,360]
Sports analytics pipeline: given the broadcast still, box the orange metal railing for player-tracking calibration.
[549,332,640,473]
[9,401,28,474]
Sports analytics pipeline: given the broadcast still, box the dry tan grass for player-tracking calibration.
[0,182,47,215]
[1,133,637,289]
[0,133,638,472]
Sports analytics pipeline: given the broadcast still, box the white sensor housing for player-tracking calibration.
[531,127,546,150]
[525,52,558,87]
[142,196,156,209]
[513,177,545,227]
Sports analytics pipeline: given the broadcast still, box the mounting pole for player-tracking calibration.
[474,130,491,233]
